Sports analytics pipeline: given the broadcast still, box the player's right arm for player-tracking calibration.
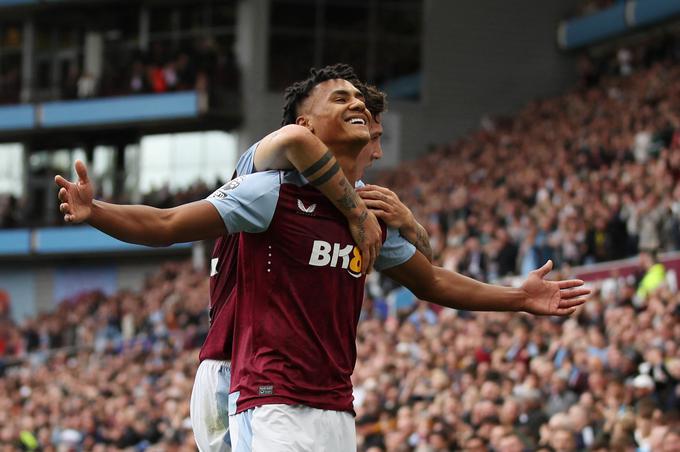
[382,252,590,316]
[253,124,381,274]
[55,160,227,247]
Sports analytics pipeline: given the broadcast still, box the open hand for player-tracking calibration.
[521,260,590,316]
[54,160,94,223]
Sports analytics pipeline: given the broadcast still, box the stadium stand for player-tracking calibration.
[2,28,680,450]
[0,0,680,452]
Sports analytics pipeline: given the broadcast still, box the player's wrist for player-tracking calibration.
[398,215,417,235]
[346,199,369,223]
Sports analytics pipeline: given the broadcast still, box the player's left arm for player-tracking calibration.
[382,253,590,315]
[357,184,433,262]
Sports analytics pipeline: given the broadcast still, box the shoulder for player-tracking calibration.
[208,171,282,202]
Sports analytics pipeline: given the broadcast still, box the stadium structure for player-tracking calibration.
[1,0,680,450]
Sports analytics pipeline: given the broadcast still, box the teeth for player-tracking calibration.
[349,118,365,125]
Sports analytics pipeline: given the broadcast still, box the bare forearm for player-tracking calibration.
[425,268,525,311]
[400,220,433,262]
[385,254,526,312]
[88,200,176,246]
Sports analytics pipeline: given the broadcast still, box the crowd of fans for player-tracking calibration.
[376,33,680,280]
[0,251,678,450]
[0,262,207,451]
[0,37,239,106]
[2,27,680,452]
[60,38,239,102]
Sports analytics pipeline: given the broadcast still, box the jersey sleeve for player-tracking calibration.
[374,227,417,271]
[235,142,259,176]
[205,171,281,234]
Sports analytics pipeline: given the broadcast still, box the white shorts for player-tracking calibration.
[190,359,232,452]
[229,404,356,452]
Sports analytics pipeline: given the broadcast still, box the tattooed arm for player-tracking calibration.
[357,184,433,262]
[255,125,382,273]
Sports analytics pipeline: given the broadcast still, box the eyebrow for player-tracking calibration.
[329,89,365,101]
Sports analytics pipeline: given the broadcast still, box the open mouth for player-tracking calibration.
[346,117,367,126]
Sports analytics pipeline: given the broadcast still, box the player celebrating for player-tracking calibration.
[55,67,590,451]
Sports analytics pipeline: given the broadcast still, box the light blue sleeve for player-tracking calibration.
[375,227,416,271]
[205,171,281,234]
[235,142,259,176]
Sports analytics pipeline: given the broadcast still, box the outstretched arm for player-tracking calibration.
[357,184,433,262]
[383,254,589,315]
[254,125,381,274]
[55,160,226,247]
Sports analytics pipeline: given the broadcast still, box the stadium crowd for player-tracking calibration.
[0,262,207,451]
[2,29,680,452]
[0,252,679,450]
[375,33,680,280]
[0,37,239,106]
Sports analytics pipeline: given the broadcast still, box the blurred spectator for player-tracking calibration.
[635,249,666,304]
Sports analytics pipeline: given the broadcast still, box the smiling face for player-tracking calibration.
[296,78,370,155]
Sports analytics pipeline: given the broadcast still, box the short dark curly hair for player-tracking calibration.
[363,83,387,120]
[281,63,361,126]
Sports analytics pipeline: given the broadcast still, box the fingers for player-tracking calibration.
[54,174,72,189]
[356,188,394,202]
[59,203,74,223]
[534,260,553,278]
[558,296,588,309]
[557,279,585,289]
[58,187,68,202]
[554,307,578,316]
[75,160,89,184]
[560,287,591,299]
[361,184,394,195]
[362,198,392,211]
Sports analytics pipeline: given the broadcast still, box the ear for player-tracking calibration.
[296,116,313,132]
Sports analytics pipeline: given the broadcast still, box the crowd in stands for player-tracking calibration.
[0,37,239,106]
[0,252,678,450]
[376,33,680,280]
[62,38,239,102]
[0,262,207,451]
[2,27,680,452]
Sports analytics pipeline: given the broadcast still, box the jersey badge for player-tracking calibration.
[297,199,317,215]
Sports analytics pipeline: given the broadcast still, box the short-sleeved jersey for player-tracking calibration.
[204,170,415,414]
[199,143,384,363]
[198,143,258,362]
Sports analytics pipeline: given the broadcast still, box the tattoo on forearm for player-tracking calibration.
[335,179,359,211]
[358,210,367,244]
[301,150,333,178]
[309,162,340,186]
[414,224,433,260]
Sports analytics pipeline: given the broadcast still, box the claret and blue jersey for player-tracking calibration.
[199,143,415,415]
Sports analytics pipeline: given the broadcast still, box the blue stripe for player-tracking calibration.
[0,229,31,255]
[564,3,627,49]
[216,365,232,447]
[0,105,35,130]
[233,409,253,452]
[633,0,680,27]
[41,91,199,127]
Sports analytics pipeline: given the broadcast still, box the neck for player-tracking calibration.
[335,153,360,185]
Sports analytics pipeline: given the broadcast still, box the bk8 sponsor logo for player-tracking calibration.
[308,240,362,278]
